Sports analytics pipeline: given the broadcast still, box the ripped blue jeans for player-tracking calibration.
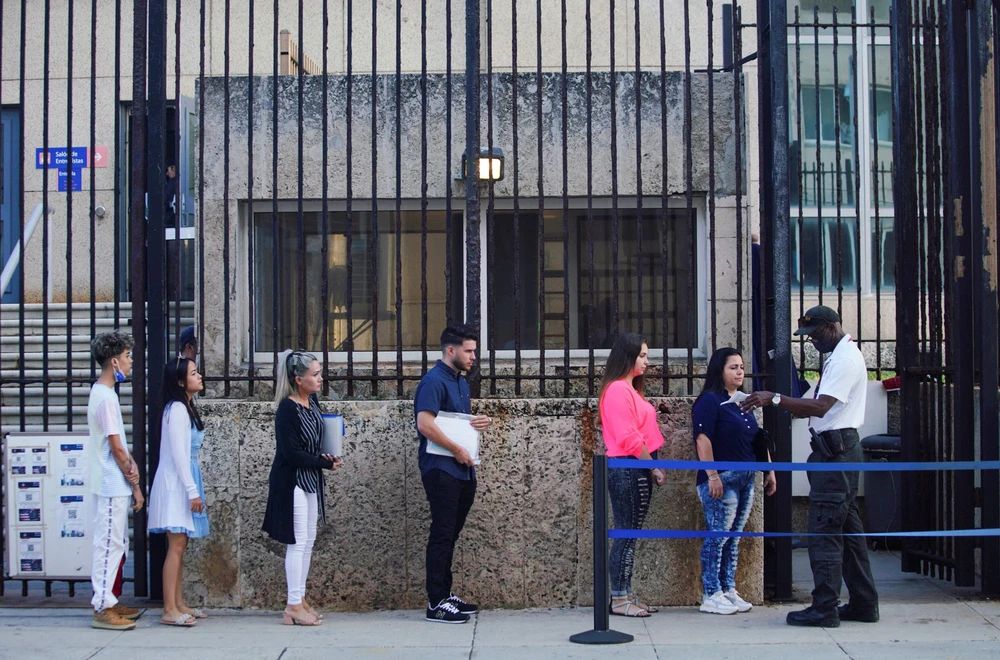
[697,470,755,597]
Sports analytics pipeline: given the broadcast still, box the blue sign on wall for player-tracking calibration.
[35,147,88,170]
[57,167,83,192]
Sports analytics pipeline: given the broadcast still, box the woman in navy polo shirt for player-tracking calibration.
[693,348,776,615]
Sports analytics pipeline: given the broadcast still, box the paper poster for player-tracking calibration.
[59,444,86,487]
[31,447,48,475]
[18,531,43,572]
[59,495,86,538]
[10,447,27,475]
[16,480,43,523]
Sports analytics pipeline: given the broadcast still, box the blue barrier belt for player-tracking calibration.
[607,458,1000,472]
[608,528,1000,539]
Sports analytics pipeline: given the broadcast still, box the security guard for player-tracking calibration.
[742,305,879,627]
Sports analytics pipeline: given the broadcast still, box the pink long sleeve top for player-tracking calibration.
[599,379,665,457]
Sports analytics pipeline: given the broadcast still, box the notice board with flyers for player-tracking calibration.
[4,432,93,580]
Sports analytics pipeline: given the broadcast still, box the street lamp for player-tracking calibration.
[462,147,505,182]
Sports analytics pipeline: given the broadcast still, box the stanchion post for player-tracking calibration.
[570,454,634,645]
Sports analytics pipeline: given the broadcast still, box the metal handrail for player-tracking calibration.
[1,203,54,303]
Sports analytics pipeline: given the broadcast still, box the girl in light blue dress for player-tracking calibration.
[148,357,209,626]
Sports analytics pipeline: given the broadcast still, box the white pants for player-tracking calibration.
[285,487,318,606]
[91,495,130,612]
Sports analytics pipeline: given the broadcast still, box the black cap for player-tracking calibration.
[794,305,840,336]
[179,325,197,348]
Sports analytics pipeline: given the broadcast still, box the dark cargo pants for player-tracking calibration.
[806,430,879,612]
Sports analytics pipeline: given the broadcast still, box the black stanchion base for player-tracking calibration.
[569,629,635,645]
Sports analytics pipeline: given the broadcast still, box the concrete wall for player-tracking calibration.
[184,396,764,610]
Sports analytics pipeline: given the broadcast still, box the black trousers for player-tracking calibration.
[806,430,879,612]
[423,468,476,607]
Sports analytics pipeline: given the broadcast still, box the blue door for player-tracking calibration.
[1,109,21,303]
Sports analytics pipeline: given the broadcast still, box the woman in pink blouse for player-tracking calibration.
[598,332,667,617]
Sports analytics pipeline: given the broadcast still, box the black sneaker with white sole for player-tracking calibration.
[426,599,470,624]
[447,593,478,614]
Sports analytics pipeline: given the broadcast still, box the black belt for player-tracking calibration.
[809,428,859,457]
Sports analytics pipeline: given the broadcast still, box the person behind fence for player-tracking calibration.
[742,305,879,627]
[148,357,211,627]
[597,332,666,618]
[88,330,143,631]
[414,324,493,624]
[693,348,777,616]
[178,325,197,361]
[262,350,343,627]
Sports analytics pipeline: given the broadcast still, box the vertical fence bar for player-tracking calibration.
[444,0,453,330]
[222,0,231,395]
[465,0,482,397]
[321,0,329,394]
[128,0,149,599]
[347,0,355,396]
[17,0,26,431]
[41,0,50,430]
[486,0,496,396]
[296,0,306,350]
[972,0,1000,594]
[198,0,207,390]
[734,4,744,357]
[707,0,717,352]
[65,0,75,425]
[561,0,570,396]
[832,9,844,318]
[512,0,522,394]
[851,8,862,369]
[983,0,1000,597]
[536,0,546,396]
[758,0,793,601]
[271,0,281,379]
[633,0,643,345]
[585,0,595,396]
[173,0,182,356]
[659,0,669,395]
[114,0,122,334]
[395,0,404,396]
[90,0,99,379]
[248,0,257,394]
[371,0,380,396]
[812,8,824,307]
[683,0,694,393]
[610,0,620,335]
[146,0,169,600]
[795,8,805,378]
[420,0,429,375]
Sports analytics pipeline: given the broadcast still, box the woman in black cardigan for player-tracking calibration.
[262,350,342,626]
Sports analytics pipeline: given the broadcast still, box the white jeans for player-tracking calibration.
[285,486,318,606]
[91,495,130,612]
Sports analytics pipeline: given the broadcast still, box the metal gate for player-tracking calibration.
[891,0,1000,591]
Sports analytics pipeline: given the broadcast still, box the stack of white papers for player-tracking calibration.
[427,412,481,465]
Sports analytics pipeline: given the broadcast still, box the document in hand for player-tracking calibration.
[721,391,750,406]
[321,414,344,457]
[427,412,481,465]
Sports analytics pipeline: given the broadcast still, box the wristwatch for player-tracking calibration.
[771,393,781,408]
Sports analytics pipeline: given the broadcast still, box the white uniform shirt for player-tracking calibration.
[87,383,133,498]
[809,334,867,433]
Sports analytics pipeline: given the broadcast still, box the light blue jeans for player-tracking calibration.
[697,470,755,596]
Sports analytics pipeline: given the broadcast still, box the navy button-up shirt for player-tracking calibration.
[414,360,474,481]
[692,390,758,485]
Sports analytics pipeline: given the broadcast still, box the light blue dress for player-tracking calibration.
[188,427,210,538]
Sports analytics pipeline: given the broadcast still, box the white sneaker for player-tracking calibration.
[700,591,739,615]
[723,588,753,612]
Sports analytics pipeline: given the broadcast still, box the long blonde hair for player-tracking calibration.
[274,349,319,402]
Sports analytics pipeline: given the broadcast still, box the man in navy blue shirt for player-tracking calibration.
[415,324,492,624]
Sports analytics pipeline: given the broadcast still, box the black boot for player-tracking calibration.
[786,606,840,627]
[838,601,879,623]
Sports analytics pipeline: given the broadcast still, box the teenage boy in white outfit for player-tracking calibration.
[88,331,145,630]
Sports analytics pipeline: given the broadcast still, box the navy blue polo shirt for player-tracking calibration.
[414,360,474,481]
[691,390,757,485]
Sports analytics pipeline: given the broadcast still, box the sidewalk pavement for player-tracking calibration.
[2,550,999,659]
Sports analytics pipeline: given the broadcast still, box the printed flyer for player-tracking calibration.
[9,447,27,475]
[18,531,43,573]
[59,495,86,538]
[59,443,86,487]
[16,480,43,523]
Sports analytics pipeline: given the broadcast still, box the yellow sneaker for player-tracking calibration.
[111,603,141,620]
[93,609,136,630]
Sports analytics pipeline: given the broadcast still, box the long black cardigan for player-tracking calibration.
[262,395,334,544]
